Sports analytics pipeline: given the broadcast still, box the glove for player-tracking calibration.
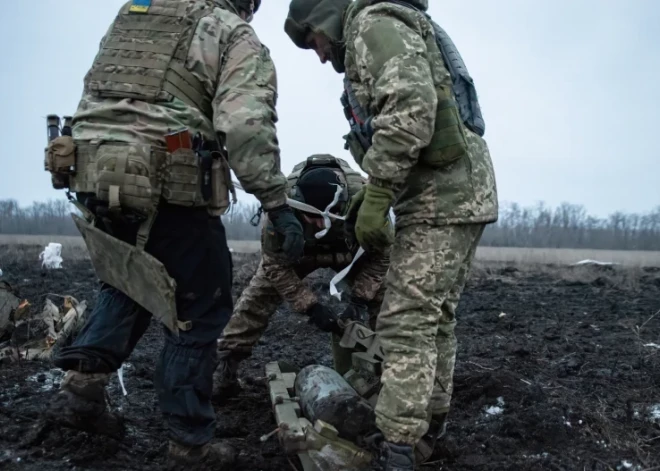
[268,205,304,262]
[343,187,365,249]
[306,303,343,335]
[355,183,395,251]
[339,296,369,325]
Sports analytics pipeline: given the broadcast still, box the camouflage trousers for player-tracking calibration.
[374,223,485,446]
[217,262,383,373]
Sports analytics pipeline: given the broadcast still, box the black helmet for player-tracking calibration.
[293,167,346,212]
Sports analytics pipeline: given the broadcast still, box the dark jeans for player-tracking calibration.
[54,204,234,446]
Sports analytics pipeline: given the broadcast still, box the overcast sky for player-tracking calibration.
[0,0,658,217]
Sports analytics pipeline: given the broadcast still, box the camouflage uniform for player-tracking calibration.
[218,158,390,375]
[50,0,291,454]
[285,0,499,449]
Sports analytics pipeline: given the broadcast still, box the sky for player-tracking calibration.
[0,0,658,218]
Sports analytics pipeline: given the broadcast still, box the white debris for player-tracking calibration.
[485,397,505,416]
[644,343,660,349]
[117,365,128,396]
[572,259,618,266]
[621,461,633,469]
[650,404,660,422]
[498,312,507,318]
[39,243,63,269]
[0,268,3,277]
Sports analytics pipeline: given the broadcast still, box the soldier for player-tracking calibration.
[213,154,390,398]
[43,0,304,467]
[284,1,499,469]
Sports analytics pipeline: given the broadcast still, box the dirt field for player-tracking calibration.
[1,243,659,471]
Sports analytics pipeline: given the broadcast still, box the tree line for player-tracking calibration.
[0,199,658,251]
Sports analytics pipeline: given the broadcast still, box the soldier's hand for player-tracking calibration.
[268,205,304,262]
[339,296,369,325]
[306,303,343,335]
[355,183,395,251]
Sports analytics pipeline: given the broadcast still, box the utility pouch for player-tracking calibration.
[161,148,204,206]
[419,96,468,168]
[208,152,231,217]
[344,132,367,168]
[95,144,154,214]
[45,136,76,189]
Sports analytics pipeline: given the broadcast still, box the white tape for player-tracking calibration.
[330,247,365,301]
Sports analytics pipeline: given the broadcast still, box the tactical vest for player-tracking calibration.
[45,0,235,250]
[86,0,215,116]
[341,0,485,168]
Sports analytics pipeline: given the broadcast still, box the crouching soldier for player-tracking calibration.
[213,155,391,399]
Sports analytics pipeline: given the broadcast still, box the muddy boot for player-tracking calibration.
[415,412,448,463]
[367,432,414,471]
[212,350,243,402]
[47,370,124,439]
[168,439,237,469]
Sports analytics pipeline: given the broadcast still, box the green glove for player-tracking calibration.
[355,183,395,251]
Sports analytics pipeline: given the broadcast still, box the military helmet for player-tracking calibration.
[291,166,348,213]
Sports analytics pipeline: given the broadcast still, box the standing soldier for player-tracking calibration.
[213,154,390,398]
[284,1,499,469]
[43,0,304,467]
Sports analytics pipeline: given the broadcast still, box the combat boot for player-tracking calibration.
[374,441,415,471]
[367,432,414,471]
[212,350,244,402]
[168,439,237,469]
[415,412,448,463]
[47,370,124,439]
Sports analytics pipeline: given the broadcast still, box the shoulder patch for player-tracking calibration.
[129,0,151,14]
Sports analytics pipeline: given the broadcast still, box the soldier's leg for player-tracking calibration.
[429,225,485,421]
[213,261,282,398]
[374,224,483,446]
[216,261,282,357]
[150,207,235,448]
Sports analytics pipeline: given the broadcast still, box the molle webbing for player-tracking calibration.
[87,0,213,117]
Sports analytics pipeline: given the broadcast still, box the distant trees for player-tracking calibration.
[481,202,660,250]
[0,198,658,250]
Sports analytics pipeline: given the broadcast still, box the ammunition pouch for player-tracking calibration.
[45,136,76,190]
[418,93,468,168]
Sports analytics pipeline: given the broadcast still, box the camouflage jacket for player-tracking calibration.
[72,0,287,209]
[260,213,389,313]
[343,0,499,227]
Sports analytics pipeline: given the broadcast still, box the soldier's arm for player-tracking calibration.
[351,14,437,189]
[213,27,287,210]
[350,248,390,301]
[261,251,318,313]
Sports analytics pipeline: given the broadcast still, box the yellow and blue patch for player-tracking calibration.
[129,0,151,13]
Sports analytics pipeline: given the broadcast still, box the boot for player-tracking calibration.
[168,439,237,468]
[415,412,448,463]
[212,350,243,402]
[367,432,414,471]
[375,440,415,471]
[47,370,124,439]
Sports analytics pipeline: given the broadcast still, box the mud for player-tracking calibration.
[1,245,659,470]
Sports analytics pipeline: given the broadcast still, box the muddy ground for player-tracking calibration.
[1,244,659,471]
